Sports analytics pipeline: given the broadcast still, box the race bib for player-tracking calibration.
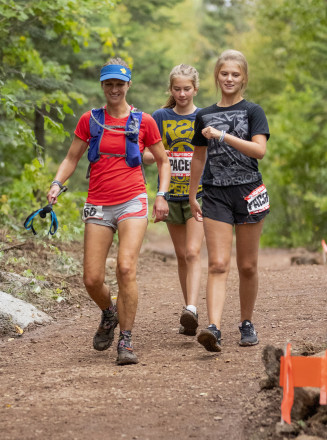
[244,184,270,215]
[82,203,104,221]
[169,152,193,177]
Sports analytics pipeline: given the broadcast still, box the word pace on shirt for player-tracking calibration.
[169,152,193,176]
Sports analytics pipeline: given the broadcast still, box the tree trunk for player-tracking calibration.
[34,105,45,160]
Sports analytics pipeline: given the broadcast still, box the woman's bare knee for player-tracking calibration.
[238,263,257,279]
[116,261,136,283]
[83,273,105,291]
[185,246,201,264]
[208,260,229,275]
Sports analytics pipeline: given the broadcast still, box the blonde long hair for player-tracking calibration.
[163,64,199,109]
[214,50,248,94]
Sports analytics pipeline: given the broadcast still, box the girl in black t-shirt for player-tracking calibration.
[189,49,270,352]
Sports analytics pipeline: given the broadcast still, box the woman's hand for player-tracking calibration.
[190,198,203,222]
[201,127,267,159]
[47,184,62,205]
[202,126,221,140]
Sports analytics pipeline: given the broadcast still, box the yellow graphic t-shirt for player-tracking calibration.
[152,108,203,201]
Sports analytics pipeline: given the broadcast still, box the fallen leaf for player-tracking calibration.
[15,325,23,335]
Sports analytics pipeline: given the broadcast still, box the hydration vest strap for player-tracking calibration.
[87,107,144,179]
[90,110,132,134]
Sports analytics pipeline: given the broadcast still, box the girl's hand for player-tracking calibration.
[152,197,169,223]
[190,199,203,222]
[202,126,221,139]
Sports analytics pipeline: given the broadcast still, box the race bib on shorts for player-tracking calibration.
[244,184,270,215]
[82,203,104,221]
[169,152,192,177]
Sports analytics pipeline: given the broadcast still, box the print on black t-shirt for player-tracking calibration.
[191,100,270,187]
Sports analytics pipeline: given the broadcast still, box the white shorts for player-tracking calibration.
[82,193,148,231]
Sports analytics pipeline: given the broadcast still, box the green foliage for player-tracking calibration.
[0,0,118,182]
[144,163,159,222]
[246,0,327,249]
[105,0,184,113]
[1,0,326,248]
[261,85,327,248]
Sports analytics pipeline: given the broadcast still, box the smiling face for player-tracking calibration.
[170,76,198,111]
[102,78,130,106]
[217,61,245,99]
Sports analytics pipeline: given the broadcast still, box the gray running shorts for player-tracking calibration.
[82,193,148,231]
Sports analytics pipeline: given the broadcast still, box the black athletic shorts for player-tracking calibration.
[202,181,270,225]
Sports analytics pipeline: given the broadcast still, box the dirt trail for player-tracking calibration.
[0,231,326,440]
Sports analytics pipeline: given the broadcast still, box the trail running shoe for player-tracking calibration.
[179,308,198,336]
[197,327,222,352]
[179,325,197,336]
[93,305,118,351]
[239,320,259,346]
[116,331,139,366]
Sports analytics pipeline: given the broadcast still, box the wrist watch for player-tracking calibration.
[51,180,64,189]
[156,191,169,201]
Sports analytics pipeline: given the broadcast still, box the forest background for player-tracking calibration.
[0,0,326,250]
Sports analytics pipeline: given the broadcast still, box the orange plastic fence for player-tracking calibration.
[279,343,327,424]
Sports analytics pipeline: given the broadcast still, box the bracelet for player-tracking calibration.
[50,180,64,189]
[219,130,226,142]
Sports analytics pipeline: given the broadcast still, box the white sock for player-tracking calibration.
[186,305,197,315]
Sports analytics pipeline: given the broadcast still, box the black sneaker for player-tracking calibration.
[93,306,118,351]
[180,308,198,336]
[239,320,259,346]
[197,326,222,352]
[179,325,197,336]
[116,331,139,365]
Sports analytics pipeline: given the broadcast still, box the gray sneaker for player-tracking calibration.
[239,320,259,346]
[197,326,222,352]
[116,331,139,365]
[93,306,118,351]
[180,308,198,336]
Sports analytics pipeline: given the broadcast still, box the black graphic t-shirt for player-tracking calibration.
[191,100,270,187]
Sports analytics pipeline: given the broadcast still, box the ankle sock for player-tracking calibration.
[186,305,197,315]
[119,330,131,338]
[103,304,115,313]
